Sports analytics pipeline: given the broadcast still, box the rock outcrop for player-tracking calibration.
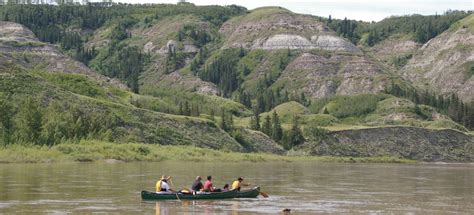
[369,36,420,66]
[239,129,286,154]
[273,52,387,98]
[219,7,360,52]
[400,15,474,102]
[0,21,126,89]
[301,126,473,162]
[248,34,359,52]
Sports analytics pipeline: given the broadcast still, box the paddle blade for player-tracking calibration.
[260,191,269,198]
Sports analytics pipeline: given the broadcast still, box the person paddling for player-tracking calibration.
[231,177,250,191]
[156,176,175,193]
[191,176,204,192]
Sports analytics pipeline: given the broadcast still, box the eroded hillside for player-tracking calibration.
[400,14,474,102]
[0,4,472,161]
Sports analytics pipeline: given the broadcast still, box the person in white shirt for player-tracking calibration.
[160,179,176,192]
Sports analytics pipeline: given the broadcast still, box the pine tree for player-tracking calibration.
[271,111,283,141]
[239,45,245,57]
[250,109,260,131]
[220,109,227,131]
[179,102,184,115]
[184,101,191,116]
[287,115,304,148]
[323,107,329,114]
[262,114,272,136]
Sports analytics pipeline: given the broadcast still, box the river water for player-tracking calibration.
[0,161,473,214]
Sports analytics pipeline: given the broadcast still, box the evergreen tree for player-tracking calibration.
[262,114,272,136]
[184,101,191,116]
[250,109,260,131]
[285,115,304,149]
[179,102,184,115]
[239,45,245,57]
[323,108,329,114]
[271,111,283,141]
[220,109,227,131]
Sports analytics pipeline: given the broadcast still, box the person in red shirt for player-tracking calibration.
[203,175,221,192]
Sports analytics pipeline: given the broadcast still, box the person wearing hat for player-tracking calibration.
[231,177,250,191]
[156,176,175,192]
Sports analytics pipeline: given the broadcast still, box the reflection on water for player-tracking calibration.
[154,200,246,215]
[0,162,473,214]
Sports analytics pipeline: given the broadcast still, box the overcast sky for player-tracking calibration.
[116,0,472,21]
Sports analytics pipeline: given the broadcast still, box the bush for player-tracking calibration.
[310,94,389,118]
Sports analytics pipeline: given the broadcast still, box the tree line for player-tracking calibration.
[249,110,304,150]
[385,82,474,129]
[0,96,119,146]
[323,10,470,46]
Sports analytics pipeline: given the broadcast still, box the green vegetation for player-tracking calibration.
[140,88,252,116]
[0,140,415,163]
[310,94,390,118]
[390,53,413,69]
[37,72,107,98]
[385,82,474,129]
[0,3,471,163]
[448,13,474,32]
[463,61,474,80]
[0,66,243,151]
[323,11,470,46]
[0,3,247,94]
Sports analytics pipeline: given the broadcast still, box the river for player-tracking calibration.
[0,161,473,214]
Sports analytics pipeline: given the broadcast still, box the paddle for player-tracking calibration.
[244,181,269,198]
[167,177,182,201]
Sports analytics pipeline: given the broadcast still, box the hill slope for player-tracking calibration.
[219,7,359,52]
[0,21,125,89]
[0,4,472,162]
[400,14,474,102]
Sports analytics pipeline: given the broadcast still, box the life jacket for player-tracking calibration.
[231,180,241,191]
[156,180,162,192]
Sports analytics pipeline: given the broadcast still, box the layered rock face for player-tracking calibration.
[250,34,360,52]
[239,129,286,154]
[302,126,474,162]
[400,15,474,102]
[370,37,420,64]
[0,21,126,89]
[219,8,359,52]
[273,53,387,98]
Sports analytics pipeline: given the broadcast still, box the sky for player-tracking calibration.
[116,0,473,22]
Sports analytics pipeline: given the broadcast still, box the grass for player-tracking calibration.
[2,40,46,47]
[266,101,309,122]
[234,101,312,127]
[248,7,291,19]
[451,13,474,32]
[0,140,415,164]
[463,61,474,80]
[37,72,107,98]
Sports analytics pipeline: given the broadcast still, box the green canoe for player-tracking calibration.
[141,187,261,200]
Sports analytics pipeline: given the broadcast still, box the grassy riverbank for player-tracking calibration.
[0,140,415,164]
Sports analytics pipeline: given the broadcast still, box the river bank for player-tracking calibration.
[0,140,414,164]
